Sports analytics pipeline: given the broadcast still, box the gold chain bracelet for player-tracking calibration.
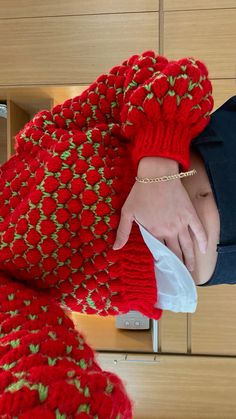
[135,169,197,183]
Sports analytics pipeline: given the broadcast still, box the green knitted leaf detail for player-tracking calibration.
[57,317,63,325]
[181,65,187,71]
[66,345,73,355]
[28,314,37,320]
[168,90,176,97]
[48,357,57,366]
[12,325,21,333]
[55,410,66,419]
[192,104,201,110]
[86,295,96,310]
[105,381,114,394]
[29,344,40,354]
[9,310,19,316]
[79,359,87,370]
[111,101,117,108]
[38,383,48,402]
[48,331,57,340]
[41,305,48,312]
[24,300,31,306]
[146,93,154,100]
[77,404,90,413]
[61,150,71,160]
[74,379,81,391]
[84,386,90,397]
[44,120,54,125]
[104,215,110,223]
[129,80,138,89]
[133,64,139,71]
[168,76,175,87]
[2,361,17,370]
[10,339,20,348]
[188,81,197,91]
[176,95,181,106]
[8,293,15,301]
[115,415,121,419]
[6,379,27,392]
[67,370,75,378]
[144,83,152,92]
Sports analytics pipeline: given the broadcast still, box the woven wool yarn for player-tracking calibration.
[0,51,213,417]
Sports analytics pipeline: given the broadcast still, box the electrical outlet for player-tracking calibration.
[115,310,150,330]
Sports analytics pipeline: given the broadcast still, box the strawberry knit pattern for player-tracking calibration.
[0,51,213,417]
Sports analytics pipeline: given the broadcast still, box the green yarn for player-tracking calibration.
[144,83,152,92]
[79,359,87,370]
[77,404,90,414]
[48,357,57,366]
[2,361,17,370]
[8,293,15,301]
[9,310,19,316]
[74,379,81,391]
[105,381,114,394]
[38,383,48,402]
[10,339,20,348]
[66,345,72,355]
[28,314,37,320]
[84,386,90,397]
[29,344,40,354]
[48,331,57,340]
[55,410,66,419]
[146,93,154,100]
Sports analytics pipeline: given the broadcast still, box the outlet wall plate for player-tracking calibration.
[115,310,150,330]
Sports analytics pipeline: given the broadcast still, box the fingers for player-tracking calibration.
[178,226,195,272]
[113,209,134,250]
[188,208,208,254]
[164,236,184,264]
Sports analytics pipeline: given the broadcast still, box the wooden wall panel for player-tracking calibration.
[212,79,236,110]
[7,100,30,157]
[160,312,187,353]
[164,9,236,78]
[98,353,236,419]
[0,13,159,86]
[164,0,236,10]
[0,0,158,18]
[0,116,7,164]
[191,286,236,355]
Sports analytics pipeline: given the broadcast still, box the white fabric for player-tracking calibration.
[136,220,198,313]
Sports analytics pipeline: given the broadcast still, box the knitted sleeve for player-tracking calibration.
[0,271,132,418]
[49,51,213,171]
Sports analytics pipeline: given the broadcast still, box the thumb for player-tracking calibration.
[112,211,134,250]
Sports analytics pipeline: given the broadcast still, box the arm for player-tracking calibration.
[16,52,212,173]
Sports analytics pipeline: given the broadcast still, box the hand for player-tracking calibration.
[113,158,207,272]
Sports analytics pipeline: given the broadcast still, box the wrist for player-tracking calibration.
[137,156,179,177]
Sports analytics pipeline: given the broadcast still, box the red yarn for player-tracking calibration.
[0,50,213,417]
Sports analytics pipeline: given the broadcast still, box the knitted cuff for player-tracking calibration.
[132,121,192,172]
[118,222,162,320]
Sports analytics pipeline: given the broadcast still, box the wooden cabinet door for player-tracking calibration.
[164,9,236,78]
[98,352,236,418]
[191,286,236,355]
[0,12,158,86]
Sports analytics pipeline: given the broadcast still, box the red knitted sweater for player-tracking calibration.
[0,51,213,417]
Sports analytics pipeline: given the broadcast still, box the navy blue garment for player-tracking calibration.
[191,95,236,286]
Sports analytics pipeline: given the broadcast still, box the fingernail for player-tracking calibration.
[112,242,120,250]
